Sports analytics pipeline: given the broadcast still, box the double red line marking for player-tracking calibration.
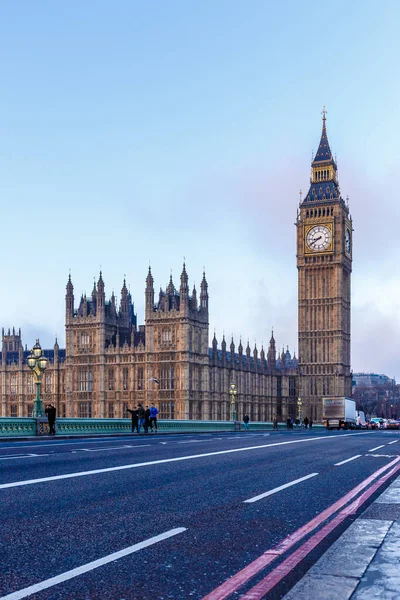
[202,456,400,600]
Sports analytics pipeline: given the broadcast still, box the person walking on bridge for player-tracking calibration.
[150,403,159,432]
[45,404,56,436]
[127,406,139,433]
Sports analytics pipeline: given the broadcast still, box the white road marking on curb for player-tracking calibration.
[334,455,362,466]
[243,473,319,503]
[388,440,399,445]
[369,445,386,452]
[0,434,360,490]
[0,528,187,600]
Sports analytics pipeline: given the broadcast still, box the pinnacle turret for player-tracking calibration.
[200,270,208,310]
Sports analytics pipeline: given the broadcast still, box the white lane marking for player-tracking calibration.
[243,473,319,503]
[388,440,399,445]
[0,438,152,450]
[178,440,209,444]
[368,445,386,452]
[159,442,167,445]
[334,455,362,466]
[0,527,186,600]
[75,445,151,452]
[0,454,49,461]
[0,433,361,491]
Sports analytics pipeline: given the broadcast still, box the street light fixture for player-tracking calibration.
[229,383,237,422]
[297,397,303,421]
[27,340,48,417]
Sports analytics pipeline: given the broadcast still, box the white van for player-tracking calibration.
[356,410,367,429]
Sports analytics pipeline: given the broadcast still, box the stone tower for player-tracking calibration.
[296,109,353,420]
[144,263,210,419]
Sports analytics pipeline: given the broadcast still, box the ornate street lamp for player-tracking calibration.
[297,397,303,421]
[230,383,237,422]
[27,340,48,417]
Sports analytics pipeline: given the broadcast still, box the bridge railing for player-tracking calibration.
[0,417,324,437]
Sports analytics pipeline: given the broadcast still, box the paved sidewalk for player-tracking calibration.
[283,476,400,599]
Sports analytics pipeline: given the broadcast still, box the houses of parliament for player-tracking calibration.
[1,114,352,422]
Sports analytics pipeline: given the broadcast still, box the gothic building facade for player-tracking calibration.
[0,267,298,421]
[0,113,351,421]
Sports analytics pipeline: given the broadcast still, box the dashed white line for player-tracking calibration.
[368,445,386,452]
[243,473,319,503]
[334,455,362,466]
[0,527,187,600]
[388,440,399,445]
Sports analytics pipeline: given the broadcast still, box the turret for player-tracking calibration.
[65,274,74,320]
[54,337,59,363]
[281,347,286,370]
[212,332,218,356]
[110,291,117,318]
[91,279,97,315]
[191,285,197,310]
[267,330,276,369]
[120,279,129,317]
[145,267,154,317]
[200,271,208,311]
[97,271,105,316]
[230,337,235,357]
[179,262,189,311]
[221,334,226,355]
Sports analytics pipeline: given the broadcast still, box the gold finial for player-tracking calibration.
[322,105,327,123]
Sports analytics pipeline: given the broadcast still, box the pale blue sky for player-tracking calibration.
[1,1,399,377]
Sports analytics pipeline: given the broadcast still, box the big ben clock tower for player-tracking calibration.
[296,109,352,421]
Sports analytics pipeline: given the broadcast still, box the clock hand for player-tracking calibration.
[311,236,322,245]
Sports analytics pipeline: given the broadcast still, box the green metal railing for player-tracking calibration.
[0,417,324,437]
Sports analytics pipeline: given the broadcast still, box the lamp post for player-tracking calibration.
[27,340,48,417]
[297,397,302,421]
[229,383,237,422]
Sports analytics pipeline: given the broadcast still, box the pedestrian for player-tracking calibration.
[243,414,250,431]
[45,403,56,435]
[290,417,294,430]
[150,403,159,432]
[145,405,151,432]
[309,418,313,429]
[127,406,139,433]
[137,403,146,433]
[273,417,278,430]
[295,417,300,429]
[303,416,309,429]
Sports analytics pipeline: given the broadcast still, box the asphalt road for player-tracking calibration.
[1,429,399,600]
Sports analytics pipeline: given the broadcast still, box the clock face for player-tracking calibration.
[345,228,351,255]
[306,225,332,252]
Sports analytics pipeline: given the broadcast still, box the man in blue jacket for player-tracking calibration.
[149,403,159,432]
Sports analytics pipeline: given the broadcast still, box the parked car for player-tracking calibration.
[386,420,400,430]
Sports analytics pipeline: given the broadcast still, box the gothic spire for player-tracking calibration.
[313,106,334,163]
[303,108,340,203]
